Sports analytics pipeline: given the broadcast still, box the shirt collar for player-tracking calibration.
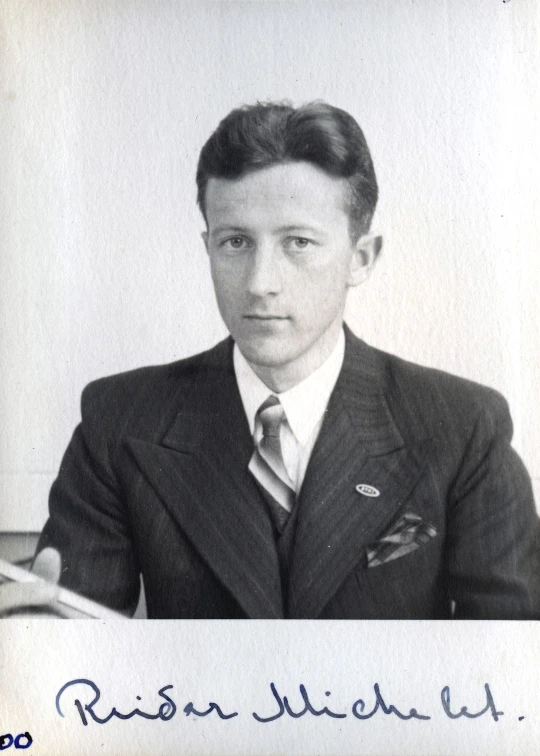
[233,329,345,446]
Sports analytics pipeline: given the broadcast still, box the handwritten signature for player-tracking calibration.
[55,678,507,727]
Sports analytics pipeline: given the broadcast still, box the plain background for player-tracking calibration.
[1,0,539,531]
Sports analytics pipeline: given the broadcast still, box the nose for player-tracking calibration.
[245,243,282,297]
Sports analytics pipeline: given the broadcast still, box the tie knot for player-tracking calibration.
[257,395,285,438]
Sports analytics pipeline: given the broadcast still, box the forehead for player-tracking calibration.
[204,162,350,229]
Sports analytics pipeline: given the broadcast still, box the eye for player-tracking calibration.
[287,237,313,250]
[220,236,249,251]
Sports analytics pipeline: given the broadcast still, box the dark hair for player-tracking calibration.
[196,101,378,237]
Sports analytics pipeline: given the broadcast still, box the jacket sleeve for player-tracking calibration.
[35,382,141,616]
[446,390,540,619]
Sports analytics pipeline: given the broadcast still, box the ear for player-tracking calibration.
[201,230,209,253]
[347,233,383,287]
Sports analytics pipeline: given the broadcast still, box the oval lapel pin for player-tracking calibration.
[356,484,380,498]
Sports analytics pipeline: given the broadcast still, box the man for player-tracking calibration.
[16,101,540,618]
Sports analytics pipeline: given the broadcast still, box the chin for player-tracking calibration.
[236,340,295,370]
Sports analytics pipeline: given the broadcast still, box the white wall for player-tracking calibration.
[1,0,539,530]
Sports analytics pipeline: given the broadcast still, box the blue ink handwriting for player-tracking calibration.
[183,702,238,719]
[54,678,508,728]
[441,684,503,722]
[55,679,238,727]
[56,679,176,726]
[253,683,347,722]
[252,683,430,722]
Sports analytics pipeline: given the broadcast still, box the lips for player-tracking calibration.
[243,314,289,320]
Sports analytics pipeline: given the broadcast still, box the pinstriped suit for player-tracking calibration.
[37,327,540,619]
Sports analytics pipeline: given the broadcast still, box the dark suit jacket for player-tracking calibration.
[37,328,540,619]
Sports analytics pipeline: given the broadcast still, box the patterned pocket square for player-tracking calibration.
[366,512,437,568]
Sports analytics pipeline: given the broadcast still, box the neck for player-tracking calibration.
[246,322,344,393]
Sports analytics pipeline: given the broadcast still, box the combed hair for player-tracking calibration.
[196,101,378,237]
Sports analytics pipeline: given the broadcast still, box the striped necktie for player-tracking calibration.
[249,395,296,528]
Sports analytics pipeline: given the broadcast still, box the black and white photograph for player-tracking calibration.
[1,0,539,753]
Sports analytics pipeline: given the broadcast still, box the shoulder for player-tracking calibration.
[80,338,231,424]
[385,348,507,413]
[353,336,512,443]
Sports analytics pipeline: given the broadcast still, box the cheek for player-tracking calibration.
[211,263,242,301]
[297,266,348,308]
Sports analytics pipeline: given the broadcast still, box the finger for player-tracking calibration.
[0,582,59,615]
[32,548,61,584]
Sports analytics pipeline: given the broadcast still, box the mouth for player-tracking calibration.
[243,314,290,321]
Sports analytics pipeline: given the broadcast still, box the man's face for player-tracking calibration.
[203,161,378,390]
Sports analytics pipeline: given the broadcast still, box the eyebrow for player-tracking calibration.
[210,226,250,235]
[210,224,326,235]
[275,225,326,234]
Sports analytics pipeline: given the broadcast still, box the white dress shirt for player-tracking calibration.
[233,329,345,494]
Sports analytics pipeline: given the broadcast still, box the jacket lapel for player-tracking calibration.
[288,330,427,619]
[127,339,284,619]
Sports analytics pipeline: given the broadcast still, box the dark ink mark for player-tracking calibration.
[352,683,431,721]
[0,733,32,750]
[56,679,177,725]
[14,733,32,749]
[183,702,238,719]
[441,684,503,722]
[519,716,525,721]
[0,734,13,749]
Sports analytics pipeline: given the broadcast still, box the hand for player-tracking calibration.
[0,548,125,619]
[0,548,66,618]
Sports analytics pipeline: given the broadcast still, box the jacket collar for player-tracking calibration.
[127,337,285,619]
